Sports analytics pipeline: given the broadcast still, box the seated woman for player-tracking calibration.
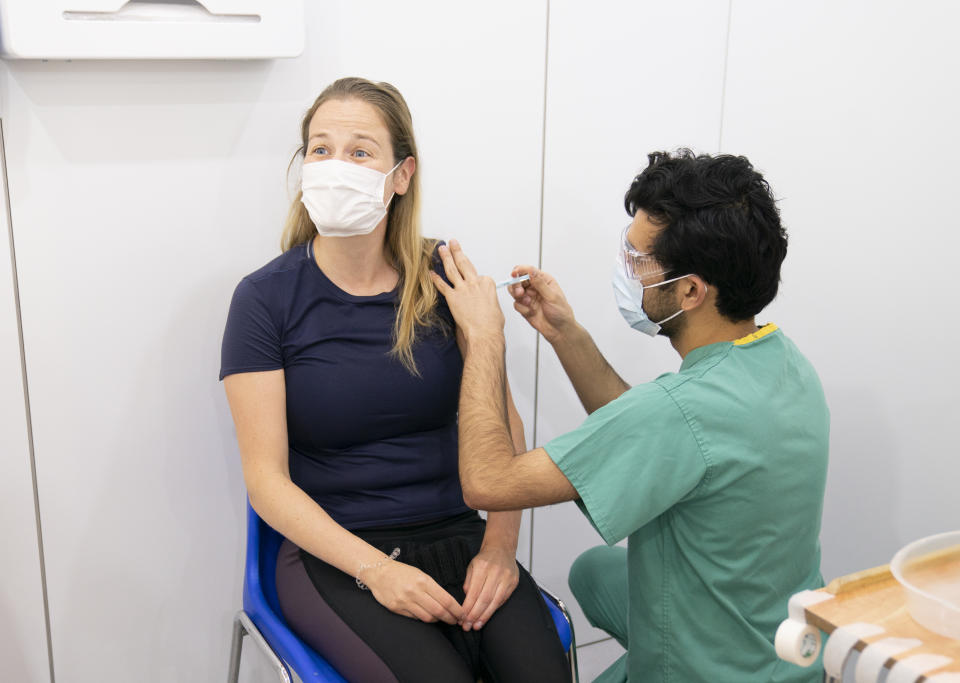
[220,77,568,682]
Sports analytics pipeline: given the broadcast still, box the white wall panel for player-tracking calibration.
[2,1,545,680]
[3,57,295,682]
[0,80,51,681]
[721,0,960,581]
[535,0,730,646]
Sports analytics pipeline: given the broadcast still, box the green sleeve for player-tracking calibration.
[543,382,707,544]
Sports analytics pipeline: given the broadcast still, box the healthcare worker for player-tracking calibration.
[431,149,829,682]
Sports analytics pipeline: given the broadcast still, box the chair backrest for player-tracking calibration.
[243,501,285,618]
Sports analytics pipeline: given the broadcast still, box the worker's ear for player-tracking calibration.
[679,275,710,312]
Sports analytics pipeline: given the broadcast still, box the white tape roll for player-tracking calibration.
[775,619,822,667]
[887,654,953,683]
[854,637,922,683]
[787,589,834,622]
[927,675,960,682]
[822,622,886,678]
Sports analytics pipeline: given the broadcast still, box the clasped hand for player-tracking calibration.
[364,548,519,631]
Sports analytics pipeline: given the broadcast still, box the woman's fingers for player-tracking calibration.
[461,565,482,618]
[407,603,437,623]
[464,577,496,627]
[422,583,463,625]
[372,563,464,625]
[475,580,512,628]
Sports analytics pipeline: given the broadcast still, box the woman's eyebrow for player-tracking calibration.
[352,133,382,148]
[307,131,382,148]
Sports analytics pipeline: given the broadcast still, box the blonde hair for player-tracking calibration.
[281,77,441,374]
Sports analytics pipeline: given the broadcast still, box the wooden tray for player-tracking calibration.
[800,548,960,679]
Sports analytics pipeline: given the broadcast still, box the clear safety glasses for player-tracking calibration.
[619,224,668,281]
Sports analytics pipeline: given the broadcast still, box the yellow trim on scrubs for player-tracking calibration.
[733,323,778,346]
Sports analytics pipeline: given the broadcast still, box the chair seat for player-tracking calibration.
[231,501,576,682]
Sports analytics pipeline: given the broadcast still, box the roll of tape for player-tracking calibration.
[926,674,960,682]
[854,637,922,683]
[822,622,885,678]
[886,654,953,683]
[787,589,834,622]
[775,618,821,667]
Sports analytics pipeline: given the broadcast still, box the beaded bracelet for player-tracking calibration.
[356,547,401,590]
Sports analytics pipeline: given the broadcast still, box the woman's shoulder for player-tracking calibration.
[422,236,442,258]
[424,237,447,275]
[229,242,312,315]
[243,242,312,287]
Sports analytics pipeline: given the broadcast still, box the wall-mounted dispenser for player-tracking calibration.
[0,0,304,59]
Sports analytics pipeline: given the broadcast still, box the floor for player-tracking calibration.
[575,637,625,682]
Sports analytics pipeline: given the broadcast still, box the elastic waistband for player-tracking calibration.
[353,511,483,545]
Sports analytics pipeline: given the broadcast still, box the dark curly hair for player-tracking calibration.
[624,149,787,322]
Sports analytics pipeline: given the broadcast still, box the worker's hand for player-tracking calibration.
[365,561,464,625]
[461,546,520,631]
[508,266,577,344]
[431,240,505,345]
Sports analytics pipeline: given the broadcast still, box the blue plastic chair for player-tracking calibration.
[228,500,578,682]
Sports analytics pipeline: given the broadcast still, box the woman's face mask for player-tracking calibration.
[300,158,402,237]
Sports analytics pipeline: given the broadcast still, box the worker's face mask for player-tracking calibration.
[301,159,403,237]
[612,267,691,337]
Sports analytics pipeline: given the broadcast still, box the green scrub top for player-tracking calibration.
[545,324,829,683]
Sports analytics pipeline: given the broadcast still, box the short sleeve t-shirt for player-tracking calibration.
[220,239,469,529]
[545,324,829,683]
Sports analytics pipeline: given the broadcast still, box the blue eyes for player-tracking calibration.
[309,146,369,159]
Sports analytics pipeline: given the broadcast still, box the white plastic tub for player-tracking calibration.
[890,530,960,640]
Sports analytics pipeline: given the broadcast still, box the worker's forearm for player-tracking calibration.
[458,333,516,506]
[550,322,630,413]
[478,384,526,550]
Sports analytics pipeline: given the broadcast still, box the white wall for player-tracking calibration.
[0,111,50,681]
[2,1,959,681]
[721,0,960,580]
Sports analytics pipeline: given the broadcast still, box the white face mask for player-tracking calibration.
[301,159,403,237]
[612,267,693,337]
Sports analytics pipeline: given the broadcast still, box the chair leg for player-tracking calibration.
[568,636,579,683]
[228,612,245,683]
[235,611,293,683]
[558,601,579,683]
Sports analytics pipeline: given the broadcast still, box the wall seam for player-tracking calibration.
[530,0,551,575]
[717,0,734,151]
[0,118,56,683]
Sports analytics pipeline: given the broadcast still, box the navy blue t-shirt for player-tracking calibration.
[220,239,469,529]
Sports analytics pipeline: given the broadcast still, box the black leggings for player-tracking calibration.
[276,512,569,683]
